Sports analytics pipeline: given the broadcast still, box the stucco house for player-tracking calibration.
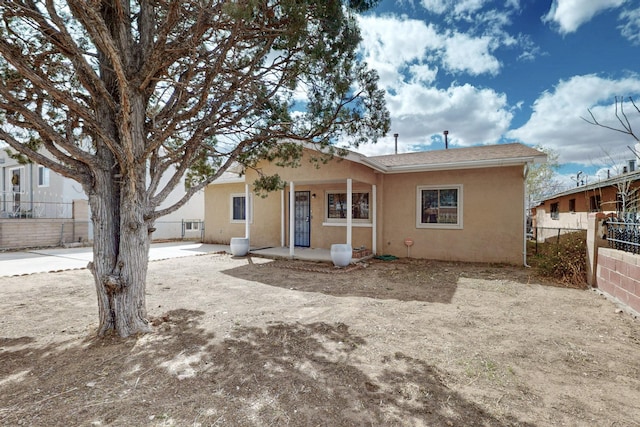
[533,162,640,241]
[0,148,204,245]
[204,142,546,265]
[1,150,85,219]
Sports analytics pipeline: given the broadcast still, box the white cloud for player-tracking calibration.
[443,32,501,75]
[356,83,513,156]
[619,6,640,45]
[358,14,502,82]
[355,13,515,156]
[357,15,442,89]
[452,0,487,16]
[507,74,640,166]
[542,0,627,34]
[420,0,495,17]
[408,64,439,84]
[420,0,449,14]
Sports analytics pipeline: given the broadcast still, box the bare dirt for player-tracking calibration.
[1,254,639,426]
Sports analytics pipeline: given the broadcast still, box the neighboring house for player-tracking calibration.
[151,171,205,241]
[204,143,546,265]
[533,162,640,241]
[0,149,204,245]
[0,151,86,219]
[0,150,89,248]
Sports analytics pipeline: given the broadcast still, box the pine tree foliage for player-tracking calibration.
[0,0,389,336]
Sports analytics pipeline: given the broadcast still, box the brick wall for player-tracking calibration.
[596,247,640,314]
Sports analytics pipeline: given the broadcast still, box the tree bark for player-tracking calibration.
[89,161,152,337]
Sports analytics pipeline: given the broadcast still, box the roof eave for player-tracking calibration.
[383,156,545,174]
[208,176,246,185]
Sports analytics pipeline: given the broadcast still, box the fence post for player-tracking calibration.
[586,212,607,287]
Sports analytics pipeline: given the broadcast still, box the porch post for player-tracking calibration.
[372,184,377,254]
[289,182,295,257]
[245,184,250,240]
[347,178,352,246]
[280,189,285,247]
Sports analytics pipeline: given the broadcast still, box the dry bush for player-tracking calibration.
[530,231,588,288]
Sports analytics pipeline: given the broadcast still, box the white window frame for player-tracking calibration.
[323,190,372,225]
[416,184,463,229]
[230,193,253,224]
[184,220,200,231]
[38,165,50,187]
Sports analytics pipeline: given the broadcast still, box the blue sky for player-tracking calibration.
[353,0,640,188]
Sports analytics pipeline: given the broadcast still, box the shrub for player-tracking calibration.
[530,231,587,288]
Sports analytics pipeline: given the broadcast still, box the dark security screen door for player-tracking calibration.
[294,191,311,247]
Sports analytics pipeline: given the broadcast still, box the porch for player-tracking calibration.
[248,245,375,263]
[249,246,333,262]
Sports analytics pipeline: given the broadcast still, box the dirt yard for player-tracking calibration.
[1,253,639,426]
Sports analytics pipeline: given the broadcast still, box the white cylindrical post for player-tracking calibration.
[346,179,352,246]
[280,189,285,247]
[372,184,377,254]
[245,184,250,240]
[289,182,295,257]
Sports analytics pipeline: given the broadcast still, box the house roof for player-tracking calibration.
[538,169,640,203]
[364,142,546,173]
[209,142,546,185]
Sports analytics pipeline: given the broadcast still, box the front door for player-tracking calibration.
[294,191,311,247]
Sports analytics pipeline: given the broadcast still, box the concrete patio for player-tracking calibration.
[249,246,333,262]
[247,246,376,264]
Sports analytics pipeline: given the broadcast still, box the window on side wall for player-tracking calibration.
[185,221,200,231]
[325,191,370,222]
[569,198,575,213]
[550,202,559,220]
[416,185,462,229]
[230,194,252,223]
[38,165,50,187]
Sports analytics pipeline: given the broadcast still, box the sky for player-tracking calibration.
[352,0,640,189]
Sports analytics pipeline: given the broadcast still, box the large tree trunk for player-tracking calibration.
[88,80,153,337]
[89,162,152,337]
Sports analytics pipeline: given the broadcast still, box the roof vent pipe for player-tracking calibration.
[443,130,449,149]
[394,133,399,154]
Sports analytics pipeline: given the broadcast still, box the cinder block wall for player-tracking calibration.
[0,199,90,249]
[596,247,640,314]
[0,219,88,248]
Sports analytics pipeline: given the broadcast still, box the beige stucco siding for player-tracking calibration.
[204,152,527,264]
[204,152,378,248]
[204,182,249,244]
[380,166,524,264]
[246,150,379,185]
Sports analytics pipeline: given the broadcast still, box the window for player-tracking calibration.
[38,165,50,187]
[416,185,462,229]
[230,194,252,223]
[326,192,369,221]
[569,198,575,213]
[184,221,200,231]
[550,202,559,220]
[590,195,601,212]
